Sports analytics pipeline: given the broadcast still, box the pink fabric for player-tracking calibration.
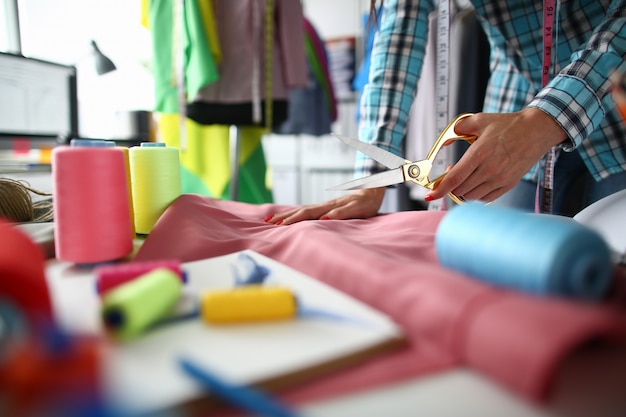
[135,194,626,404]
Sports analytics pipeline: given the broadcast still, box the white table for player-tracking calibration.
[44,252,626,417]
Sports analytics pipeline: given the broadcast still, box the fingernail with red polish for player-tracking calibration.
[320,216,331,220]
[424,195,434,202]
[263,215,274,222]
[275,220,284,225]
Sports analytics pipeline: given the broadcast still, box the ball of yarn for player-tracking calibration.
[435,202,613,301]
[0,178,53,223]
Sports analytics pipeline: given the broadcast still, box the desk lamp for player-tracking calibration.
[90,40,116,75]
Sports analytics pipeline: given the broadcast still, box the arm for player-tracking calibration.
[356,0,435,176]
[267,0,434,224]
[427,2,626,203]
[530,1,626,148]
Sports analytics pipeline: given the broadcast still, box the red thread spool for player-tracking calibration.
[0,330,102,416]
[0,219,53,326]
[94,259,186,295]
[52,145,133,265]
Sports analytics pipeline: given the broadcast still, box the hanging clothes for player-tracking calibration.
[147,0,220,114]
[158,117,273,203]
[353,6,383,124]
[145,0,307,204]
[188,0,308,127]
[276,17,338,136]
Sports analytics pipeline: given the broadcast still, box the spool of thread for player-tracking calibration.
[0,219,53,327]
[52,142,133,265]
[201,286,297,324]
[117,146,136,236]
[94,259,186,295]
[129,142,181,234]
[0,327,103,417]
[69,139,116,147]
[67,140,135,237]
[435,202,613,300]
[101,268,182,341]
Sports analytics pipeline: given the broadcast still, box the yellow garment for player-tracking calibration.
[158,114,272,202]
[141,0,149,28]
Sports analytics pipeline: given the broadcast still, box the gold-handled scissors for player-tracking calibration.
[327,113,477,204]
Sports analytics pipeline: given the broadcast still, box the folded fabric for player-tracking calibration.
[135,194,626,405]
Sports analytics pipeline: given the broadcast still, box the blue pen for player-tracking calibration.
[178,357,303,417]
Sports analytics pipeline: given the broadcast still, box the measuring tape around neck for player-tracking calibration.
[537,0,558,214]
[428,0,451,211]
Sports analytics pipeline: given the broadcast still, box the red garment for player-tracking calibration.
[135,194,626,404]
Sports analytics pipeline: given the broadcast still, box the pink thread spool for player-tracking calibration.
[52,142,133,265]
[94,259,186,295]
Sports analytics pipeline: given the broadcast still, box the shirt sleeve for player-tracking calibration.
[355,0,436,176]
[527,1,626,150]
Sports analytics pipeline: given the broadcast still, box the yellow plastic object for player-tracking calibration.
[201,286,297,324]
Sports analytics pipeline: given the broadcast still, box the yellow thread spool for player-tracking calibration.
[129,143,182,234]
[117,146,135,236]
[201,286,297,324]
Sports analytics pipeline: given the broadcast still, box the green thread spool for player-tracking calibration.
[102,268,182,341]
[129,142,182,234]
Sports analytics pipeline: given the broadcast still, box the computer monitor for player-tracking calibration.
[0,52,78,142]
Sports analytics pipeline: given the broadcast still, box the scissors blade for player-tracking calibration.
[327,168,405,191]
[332,133,407,169]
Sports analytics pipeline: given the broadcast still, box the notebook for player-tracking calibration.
[95,250,406,414]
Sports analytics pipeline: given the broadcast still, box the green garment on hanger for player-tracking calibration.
[148,0,219,113]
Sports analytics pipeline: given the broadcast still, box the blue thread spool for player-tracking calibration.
[435,202,613,300]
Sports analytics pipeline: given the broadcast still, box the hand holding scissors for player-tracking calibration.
[328,113,478,204]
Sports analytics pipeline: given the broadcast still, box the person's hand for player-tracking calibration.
[264,187,386,225]
[425,108,568,203]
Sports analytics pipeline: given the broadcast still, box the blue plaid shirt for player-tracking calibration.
[357,0,626,183]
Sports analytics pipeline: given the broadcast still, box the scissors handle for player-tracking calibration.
[409,113,477,204]
[425,113,477,163]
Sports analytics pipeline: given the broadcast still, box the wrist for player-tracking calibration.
[522,108,569,148]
